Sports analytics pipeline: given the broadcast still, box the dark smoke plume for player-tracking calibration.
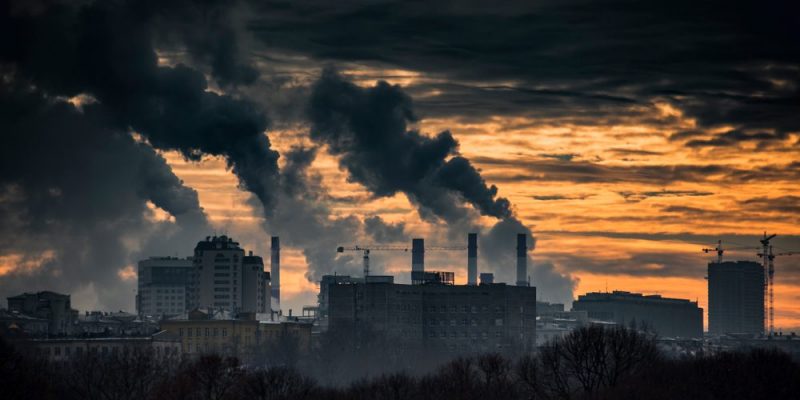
[307,70,575,301]
[0,0,271,309]
[308,69,512,224]
[0,83,210,310]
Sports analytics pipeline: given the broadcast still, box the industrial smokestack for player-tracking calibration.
[516,233,528,286]
[412,238,424,275]
[467,233,478,285]
[271,236,280,313]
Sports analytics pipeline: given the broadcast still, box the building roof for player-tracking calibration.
[576,291,699,306]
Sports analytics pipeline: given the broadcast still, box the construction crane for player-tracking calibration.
[336,245,408,277]
[702,240,759,263]
[757,237,799,336]
[336,243,467,278]
[757,233,777,336]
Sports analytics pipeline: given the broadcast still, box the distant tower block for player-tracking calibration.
[516,233,528,286]
[467,233,478,285]
[412,238,425,274]
[271,236,280,313]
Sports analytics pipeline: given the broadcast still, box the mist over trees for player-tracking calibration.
[3,326,799,400]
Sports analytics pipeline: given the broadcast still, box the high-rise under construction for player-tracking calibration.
[708,261,764,335]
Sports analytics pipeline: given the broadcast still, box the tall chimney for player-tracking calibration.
[412,238,425,276]
[467,233,478,285]
[271,236,280,312]
[516,233,528,286]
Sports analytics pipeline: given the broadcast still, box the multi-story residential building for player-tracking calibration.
[6,291,78,336]
[136,257,193,316]
[708,261,765,335]
[242,252,270,314]
[572,291,704,338]
[188,235,269,314]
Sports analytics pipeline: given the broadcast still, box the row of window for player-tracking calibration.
[426,318,504,327]
[179,327,228,337]
[427,331,504,339]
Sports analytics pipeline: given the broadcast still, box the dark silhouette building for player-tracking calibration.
[572,291,703,338]
[326,279,537,354]
[6,291,78,336]
[708,261,764,335]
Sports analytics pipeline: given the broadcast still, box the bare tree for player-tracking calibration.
[239,367,318,400]
[537,325,659,400]
[182,355,244,400]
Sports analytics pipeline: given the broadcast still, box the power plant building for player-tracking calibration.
[708,261,764,335]
[326,280,537,353]
[572,291,703,338]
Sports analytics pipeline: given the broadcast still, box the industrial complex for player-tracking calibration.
[3,231,800,363]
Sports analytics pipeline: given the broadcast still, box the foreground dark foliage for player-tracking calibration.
[2,326,799,400]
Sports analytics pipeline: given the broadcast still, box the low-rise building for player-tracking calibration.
[572,291,703,338]
[159,309,312,361]
[16,331,181,362]
[0,309,49,337]
[7,291,78,335]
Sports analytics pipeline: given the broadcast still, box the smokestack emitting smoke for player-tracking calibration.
[412,238,425,275]
[516,233,528,286]
[271,236,280,312]
[468,233,478,285]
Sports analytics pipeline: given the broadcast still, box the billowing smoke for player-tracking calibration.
[309,69,512,224]
[1,0,574,309]
[1,0,280,213]
[364,216,408,244]
[0,83,210,310]
[255,146,364,281]
[307,69,575,302]
[0,0,272,309]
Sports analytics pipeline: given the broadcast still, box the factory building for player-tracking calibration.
[708,261,764,335]
[572,291,703,338]
[188,235,270,314]
[136,257,193,317]
[326,279,537,354]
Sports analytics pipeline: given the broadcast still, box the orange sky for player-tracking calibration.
[155,68,800,331]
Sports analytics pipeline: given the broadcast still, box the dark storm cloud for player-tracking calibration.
[308,69,511,223]
[250,0,800,135]
[364,216,408,243]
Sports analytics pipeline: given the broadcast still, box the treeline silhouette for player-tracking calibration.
[2,325,799,399]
